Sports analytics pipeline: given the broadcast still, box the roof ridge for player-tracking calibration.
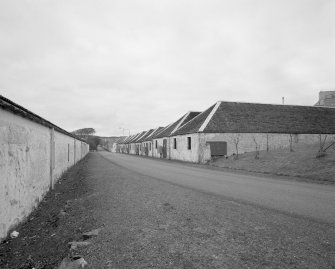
[218,100,335,109]
[199,101,221,132]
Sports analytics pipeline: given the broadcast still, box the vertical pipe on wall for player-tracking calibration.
[198,133,201,163]
[74,139,76,164]
[49,128,55,190]
[168,137,171,160]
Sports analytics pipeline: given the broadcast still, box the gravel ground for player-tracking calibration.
[1,152,335,268]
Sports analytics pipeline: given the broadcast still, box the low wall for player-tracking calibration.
[0,105,89,240]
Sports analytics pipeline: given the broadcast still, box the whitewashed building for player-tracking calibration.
[171,101,335,163]
[152,111,200,159]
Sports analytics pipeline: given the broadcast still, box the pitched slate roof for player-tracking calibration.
[155,111,201,138]
[152,124,170,139]
[174,101,335,135]
[128,131,146,143]
[143,127,164,141]
[132,131,148,143]
[173,104,215,135]
[137,129,154,143]
[123,134,136,144]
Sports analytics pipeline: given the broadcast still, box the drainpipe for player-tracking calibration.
[168,137,171,160]
[198,133,201,163]
[50,128,55,190]
[74,139,76,164]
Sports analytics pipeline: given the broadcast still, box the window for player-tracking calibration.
[187,137,191,150]
[174,138,177,149]
[155,140,158,149]
[150,143,151,150]
[68,144,70,162]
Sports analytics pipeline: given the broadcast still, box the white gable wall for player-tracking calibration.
[169,133,201,163]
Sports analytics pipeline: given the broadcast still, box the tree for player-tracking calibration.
[230,133,241,160]
[71,128,96,136]
[87,136,101,151]
[316,134,335,158]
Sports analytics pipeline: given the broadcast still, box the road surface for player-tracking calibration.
[3,152,335,268]
[100,151,335,224]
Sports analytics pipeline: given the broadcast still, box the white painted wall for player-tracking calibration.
[169,134,200,162]
[170,133,325,163]
[152,138,166,158]
[141,141,153,156]
[0,108,89,240]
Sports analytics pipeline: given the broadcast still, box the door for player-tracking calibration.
[208,141,227,156]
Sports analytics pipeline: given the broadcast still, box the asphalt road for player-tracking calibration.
[3,152,335,268]
[99,151,335,224]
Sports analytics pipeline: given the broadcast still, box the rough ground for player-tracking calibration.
[1,152,335,268]
[211,143,335,184]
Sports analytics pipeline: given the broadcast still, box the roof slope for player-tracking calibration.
[155,116,184,138]
[138,129,154,142]
[152,124,170,139]
[123,134,137,144]
[173,105,215,135]
[175,101,335,135]
[131,131,147,143]
[144,127,164,141]
[134,130,151,143]
[155,111,201,138]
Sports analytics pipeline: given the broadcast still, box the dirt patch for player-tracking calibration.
[0,155,97,269]
[210,143,335,184]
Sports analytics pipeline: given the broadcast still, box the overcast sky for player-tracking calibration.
[1,0,334,136]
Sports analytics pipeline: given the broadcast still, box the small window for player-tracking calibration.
[155,140,158,149]
[174,138,177,149]
[150,143,152,150]
[68,144,70,162]
[187,137,191,150]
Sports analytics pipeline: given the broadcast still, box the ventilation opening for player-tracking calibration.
[187,137,191,150]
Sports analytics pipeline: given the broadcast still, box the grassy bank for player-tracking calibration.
[210,144,335,184]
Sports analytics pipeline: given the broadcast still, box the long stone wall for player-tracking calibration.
[0,107,89,240]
